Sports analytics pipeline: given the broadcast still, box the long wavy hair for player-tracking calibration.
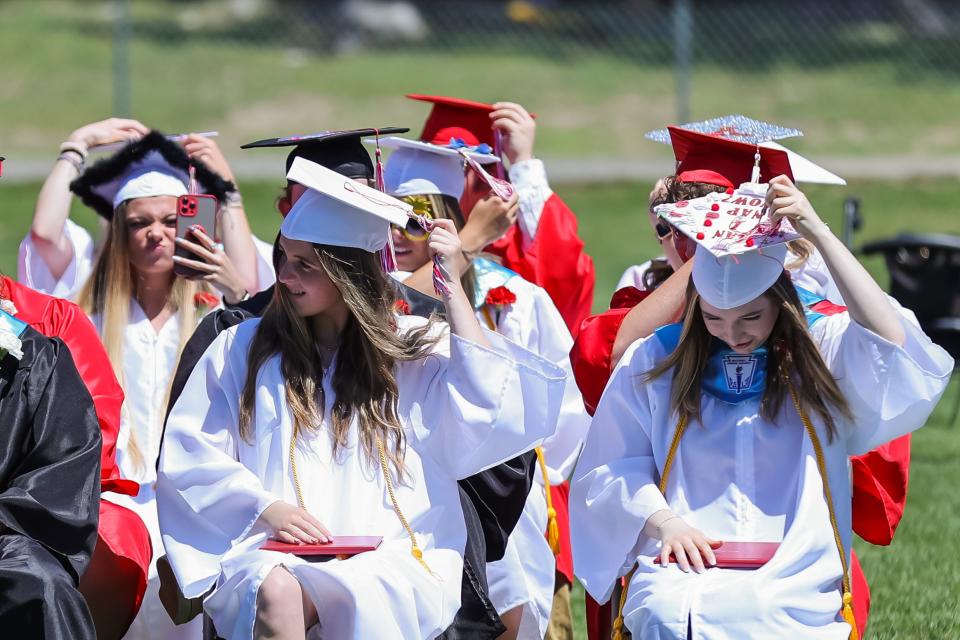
[645,271,852,440]
[77,200,204,470]
[239,243,440,477]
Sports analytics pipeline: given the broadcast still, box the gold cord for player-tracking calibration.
[287,426,433,575]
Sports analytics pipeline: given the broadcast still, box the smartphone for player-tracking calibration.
[174,194,219,278]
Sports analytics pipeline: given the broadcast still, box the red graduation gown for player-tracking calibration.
[486,193,595,339]
[571,285,911,640]
[1,276,151,634]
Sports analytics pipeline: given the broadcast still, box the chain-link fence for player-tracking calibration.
[2,0,959,179]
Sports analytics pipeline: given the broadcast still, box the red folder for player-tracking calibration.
[262,536,382,557]
[664,541,779,568]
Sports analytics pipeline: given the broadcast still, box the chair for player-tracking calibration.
[861,233,960,423]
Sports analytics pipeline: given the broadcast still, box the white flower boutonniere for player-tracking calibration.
[0,309,24,361]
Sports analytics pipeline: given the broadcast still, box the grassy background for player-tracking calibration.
[2,177,958,637]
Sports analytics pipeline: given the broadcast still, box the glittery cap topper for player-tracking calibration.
[654,183,799,258]
[645,114,803,145]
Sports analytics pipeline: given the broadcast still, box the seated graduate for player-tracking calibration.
[1,274,151,639]
[162,127,534,638]
[157,157,566,639]
[0,282,102,637]
[384,140,592,639]
[570,171,954,638]
[572,127,912,639]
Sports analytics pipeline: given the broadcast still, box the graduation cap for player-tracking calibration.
[650,116,845,186]
[70,131,234,220]
[281,157,411,253]
[655,183,793,309]
[241,127,410,180]
[408,94,504,148]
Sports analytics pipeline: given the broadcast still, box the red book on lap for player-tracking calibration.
[262,537,382,557]
[664,541,779,569]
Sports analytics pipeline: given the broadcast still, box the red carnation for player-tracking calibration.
[393,299,411,315]
[193,291,219,309]
[484,286,517,307]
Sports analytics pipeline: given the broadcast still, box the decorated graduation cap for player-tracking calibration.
[654,183,794,309]
[70,131,234,220]
[281,156,411,254]
[646,115,845,186]
[241,127,409,180]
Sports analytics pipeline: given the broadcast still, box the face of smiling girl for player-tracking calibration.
[276,235,346,318]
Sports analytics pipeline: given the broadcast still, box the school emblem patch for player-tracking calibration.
[722,354,758,395]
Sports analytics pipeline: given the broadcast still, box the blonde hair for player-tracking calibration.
[646,271,852,440]
[77,201,205,470]
[239,243,440,478]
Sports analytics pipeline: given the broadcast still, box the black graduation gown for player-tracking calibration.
[0,324,102,639]
[163,282,536,639]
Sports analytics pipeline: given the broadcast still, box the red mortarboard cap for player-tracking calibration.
[408,94,497,147]
[669,126,794,187]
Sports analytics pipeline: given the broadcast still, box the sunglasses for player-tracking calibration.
[394,195,436,241]
[654,221,672,240]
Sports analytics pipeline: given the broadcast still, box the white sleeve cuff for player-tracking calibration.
[509,159,553,246]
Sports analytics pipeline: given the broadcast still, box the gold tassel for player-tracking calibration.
[534,447,561,556]
[842,591,859,640]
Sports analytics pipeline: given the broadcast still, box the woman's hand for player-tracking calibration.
[657,516,718,573]
[427,219,468,290]
[462,192,520,254]
[181,134,236,183]
[258,501,332,545]
[766,175,830,244]
[173,225,248,304]
[67,117,149,152]
[490,101,536,165]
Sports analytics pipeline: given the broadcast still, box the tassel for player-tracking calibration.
[612,615,625,640]
[842,591,859,640]
[379,230,398,273]
[534,447,561,556]
[374,128,386,192]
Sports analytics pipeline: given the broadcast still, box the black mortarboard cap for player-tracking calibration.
[241,127,409,179]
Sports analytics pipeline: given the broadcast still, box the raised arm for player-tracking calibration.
[767,175,905,346]
[611,260,692,366]
[30,118,148,281]
[427,218,489,347]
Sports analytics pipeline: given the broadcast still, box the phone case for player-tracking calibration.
[261,536,382,558]
[174,194,219,278]
[664,541,779,569]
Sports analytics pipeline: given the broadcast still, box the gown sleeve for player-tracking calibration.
[17,219,95,300]
[569,336,669,604]
[156,323,278,598]
[0,334,102,580]
[406,322,567,481]
[811,304,954,456]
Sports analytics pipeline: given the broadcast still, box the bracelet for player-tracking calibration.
[656,514,681,534]
[58,141,89,160]
[57,152,84,174]
[225,190,243,207]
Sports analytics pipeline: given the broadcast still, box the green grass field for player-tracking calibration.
[2,176,957,636]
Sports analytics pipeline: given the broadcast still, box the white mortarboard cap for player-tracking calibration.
[281,157,411,252]
[692,243,788,309]
[112,164,188,208]
[383,145,471,199]
[656,183,793,308]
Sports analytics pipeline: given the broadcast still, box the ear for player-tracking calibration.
[277,196,292,217]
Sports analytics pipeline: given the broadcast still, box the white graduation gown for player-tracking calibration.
[18,219,96,300]
[571,308,952,639]
[480,272,592,639]
[157,314,566,640]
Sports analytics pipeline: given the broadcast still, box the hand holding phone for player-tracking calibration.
[173,194,219,278]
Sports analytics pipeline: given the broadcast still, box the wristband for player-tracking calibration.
[57,152,84,174]
[58,141,89,160]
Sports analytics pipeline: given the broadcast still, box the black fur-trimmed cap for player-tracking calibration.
[70,131,235,220]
